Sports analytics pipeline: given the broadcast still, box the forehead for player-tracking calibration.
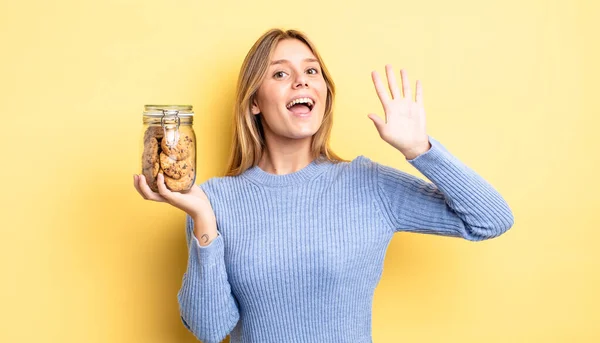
[270,39,318,65]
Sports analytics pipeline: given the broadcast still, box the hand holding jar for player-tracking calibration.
[133,172,216,227]
[133,105,218,244]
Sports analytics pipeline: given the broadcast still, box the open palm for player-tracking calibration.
[367,65,430,158]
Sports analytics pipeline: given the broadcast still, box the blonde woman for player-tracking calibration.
[134,28,514,343]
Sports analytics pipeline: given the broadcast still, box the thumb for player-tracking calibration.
[367,113,385,132]
[157,172,174,199]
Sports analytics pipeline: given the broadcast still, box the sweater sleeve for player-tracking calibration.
[374,135,514,241]
[176,189,240,342]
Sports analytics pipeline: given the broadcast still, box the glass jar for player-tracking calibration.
[140,105,196,192]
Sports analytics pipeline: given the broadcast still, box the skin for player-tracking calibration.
[133,38,432,246]
[252,39,431,174]
[367,65,431,160]
[133,172,217,245]
[251,38,328,175]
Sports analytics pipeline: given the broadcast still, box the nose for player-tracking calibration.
[293,73,308,89]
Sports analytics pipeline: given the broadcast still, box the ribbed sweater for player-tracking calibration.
[177,135,514,343]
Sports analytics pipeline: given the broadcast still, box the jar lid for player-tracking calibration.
[143,105,194,117]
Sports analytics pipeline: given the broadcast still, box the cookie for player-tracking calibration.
[159,152,193,180]
[151,161,160,178]
[143,166,159,193]
[143,126,164,143]
[160,131,193,161]
[142,137,160,176]
[160,166,195,192]
[142,125,195,192]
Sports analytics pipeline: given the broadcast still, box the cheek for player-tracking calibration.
[318,86,328,109]
[317,80,328,99]
[261,84,284,110]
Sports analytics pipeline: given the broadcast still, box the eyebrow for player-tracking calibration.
[270,58,319,65]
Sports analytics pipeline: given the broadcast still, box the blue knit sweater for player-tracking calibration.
[177,135,514,343]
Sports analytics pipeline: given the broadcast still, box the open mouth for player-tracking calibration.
[286,97,314,116]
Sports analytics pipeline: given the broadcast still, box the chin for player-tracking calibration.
[283,124,320,139]
[286,131,317,140]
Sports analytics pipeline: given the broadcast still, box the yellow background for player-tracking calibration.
[1,0,598,342]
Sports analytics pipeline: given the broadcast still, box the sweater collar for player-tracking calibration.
[242,156,330,187]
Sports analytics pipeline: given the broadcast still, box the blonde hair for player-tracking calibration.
[224,28,349,177]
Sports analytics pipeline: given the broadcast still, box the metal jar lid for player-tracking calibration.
[143,105,194,117]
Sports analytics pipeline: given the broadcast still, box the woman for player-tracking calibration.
[133,28,514,343]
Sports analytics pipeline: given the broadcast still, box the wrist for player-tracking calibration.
[402,140,431,160]
[192,214,215,228]
[190,209,215,222]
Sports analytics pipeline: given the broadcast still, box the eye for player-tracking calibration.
[307,68,319,75]
[274,71,288,79]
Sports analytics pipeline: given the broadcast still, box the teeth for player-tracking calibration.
[286,97,314,109]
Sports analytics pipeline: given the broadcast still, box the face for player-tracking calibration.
[251,39,328,143]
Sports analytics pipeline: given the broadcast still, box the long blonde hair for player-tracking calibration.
[224,28,349,176]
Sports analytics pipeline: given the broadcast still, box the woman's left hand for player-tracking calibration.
[367,65,431,160]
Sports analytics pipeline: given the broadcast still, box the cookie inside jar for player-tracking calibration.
[141,105,197,192]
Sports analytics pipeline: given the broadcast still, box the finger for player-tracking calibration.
[385,64,401,99]
[133,174,147,199]
[400,69,412,100]
[371,70,390,105]
[367,113,386,131]
[156,173,176,201]
[139,174,166,202]
[415,80,423,104]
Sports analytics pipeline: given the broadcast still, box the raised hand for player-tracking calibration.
[367,65,431,160]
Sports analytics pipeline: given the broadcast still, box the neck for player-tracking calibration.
[258,135,314,175]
